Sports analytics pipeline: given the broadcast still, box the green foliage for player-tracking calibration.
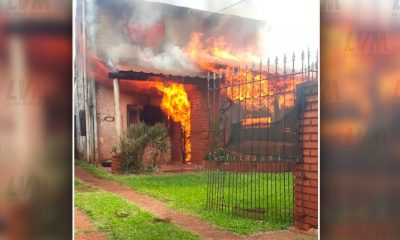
[75,181,199,240]
[75,179,98,192]
[119,123,170,173]
[204,147,233,161]
[211,121,223,148]
[110,145,118,155]
[77,161,293,235]
[206,121,234,161]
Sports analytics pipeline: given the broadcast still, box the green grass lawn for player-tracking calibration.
[76,161,293,235]
[75,179,199,240]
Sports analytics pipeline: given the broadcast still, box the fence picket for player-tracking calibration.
[206,51,318,224]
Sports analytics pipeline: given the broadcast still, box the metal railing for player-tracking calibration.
[206,50,318,224]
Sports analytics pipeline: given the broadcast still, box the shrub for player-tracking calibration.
[205,121,233,161]
[204,147,233,161]
[120,123,170,173]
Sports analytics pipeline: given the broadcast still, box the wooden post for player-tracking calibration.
[113,78,122,145]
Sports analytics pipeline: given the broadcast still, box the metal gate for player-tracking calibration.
[206,50,318,225]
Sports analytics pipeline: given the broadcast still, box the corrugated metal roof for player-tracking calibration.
[108,70,207,84]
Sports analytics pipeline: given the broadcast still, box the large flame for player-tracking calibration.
[83,46,192,162]
[185,32,302,123]
[185,32,256,72]
[121,80,192,162]
[83,30,307,161]
[225,69,303,116]
[155,83,191,162]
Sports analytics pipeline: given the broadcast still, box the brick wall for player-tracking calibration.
[96,83,149,162]
[295,81,318,230]
[186,84,210,165]
[206,161,292,173]
[95,82,209,165]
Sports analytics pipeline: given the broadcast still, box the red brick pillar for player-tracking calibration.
[187,84,210,165]
[295,81,318,230]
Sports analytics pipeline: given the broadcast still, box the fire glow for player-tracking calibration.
[120,80,192,162]
[86,30,304,162]
[155,83,191,162]
[185,32,257,72]
[185,32,301,118]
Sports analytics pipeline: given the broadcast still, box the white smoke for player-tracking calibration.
[81,0,202,75]
[148,0,319,64]
[141,45,199,74]
[80,0,318,75]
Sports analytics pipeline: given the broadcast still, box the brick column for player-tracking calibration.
[187,84,210,165]
[295,81,318,230]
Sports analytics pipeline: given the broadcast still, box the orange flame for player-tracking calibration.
[185,32,257,72]
[155,83,191,162]
[185,32,303,125]
[225,70,302,123]
[124,80,192,162]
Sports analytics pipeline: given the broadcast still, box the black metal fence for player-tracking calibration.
[206,50,318,225]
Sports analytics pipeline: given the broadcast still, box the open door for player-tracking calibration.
[170,119,185,163]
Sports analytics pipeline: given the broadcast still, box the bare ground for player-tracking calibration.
[75,166,316,240]
[75,207,107,240]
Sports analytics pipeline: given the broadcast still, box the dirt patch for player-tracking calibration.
[75,166,315,240]
[75,207,107,240]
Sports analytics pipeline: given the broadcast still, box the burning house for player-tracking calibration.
[74,0,267,165]
[74,0,319,229]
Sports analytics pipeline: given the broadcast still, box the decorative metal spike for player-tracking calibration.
[283,54,287,74]
[292,53,296,73]
[275,56,278,75]
[267,58,270,73]
[301,51,305,76]
[213,71,216,89]
[207,72,210,90]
